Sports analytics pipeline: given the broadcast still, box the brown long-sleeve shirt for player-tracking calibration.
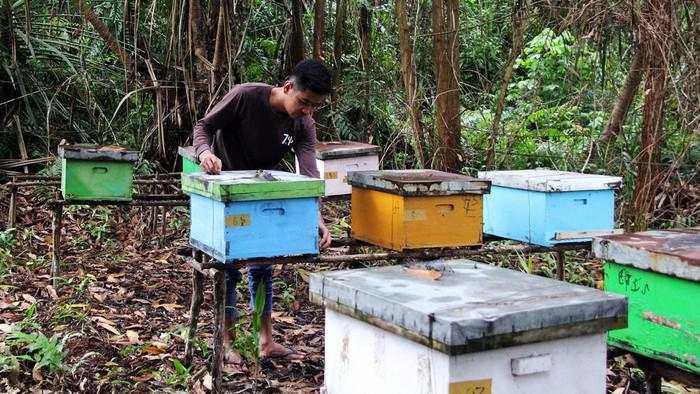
[192,83,319,178]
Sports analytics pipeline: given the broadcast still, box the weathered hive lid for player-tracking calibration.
[592,227,700,281]
[58,144,139,162]
[178,146,197,162]
[310,260,627,355]
[347,170,490,196]
[477,169,622,192]
[315,141,380,160]
[182,170,324,202]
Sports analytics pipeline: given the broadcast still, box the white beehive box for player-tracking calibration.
[310,260,627,394]
[296,141,380,196]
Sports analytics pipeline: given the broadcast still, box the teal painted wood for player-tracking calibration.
[604,262,699,374]
[182,170,324,202]
[483,185,615,246]
[189,193,319,262]
[61,158,135,201]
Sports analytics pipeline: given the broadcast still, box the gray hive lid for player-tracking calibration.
[310,260,627,355]
[58,144,139,162]
[347,170,491,196]
[477,169,622,192]
[178,146,198,162]
[315,141,381,160]
[592,227,700,281]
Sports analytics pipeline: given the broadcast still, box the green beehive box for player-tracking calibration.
[593,228,700,374]
[58,144,139,201]
[178,146,200,174]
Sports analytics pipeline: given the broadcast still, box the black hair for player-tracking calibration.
[289,59,332,96]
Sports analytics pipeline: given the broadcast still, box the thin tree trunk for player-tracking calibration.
[631,0,674,231]
[432,0,461,172]
[313,0,326,59]
[332,0,347,76]
[599,47,646,143]
[486,0,528,169]
[211,0,226,90]
[289,0,305,71]
[74,0,130,68]
[396,0,426,167]
[359,2,371,142]
[330,0,347,137]
[188,0,211,73]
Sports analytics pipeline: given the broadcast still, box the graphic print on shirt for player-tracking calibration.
[282,133,294,146]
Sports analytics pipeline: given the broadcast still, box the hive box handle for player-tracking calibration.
[92,167,108,174]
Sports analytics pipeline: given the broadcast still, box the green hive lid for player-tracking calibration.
[178,146,198,162]
[182,170,324,201]
[58,144,139,162]
[592,227,700,281]
[347,169,490,196]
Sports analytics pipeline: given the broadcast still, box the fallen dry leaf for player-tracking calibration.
[126,330,141,344]
[405,268,442,281]
[154,303,183,312]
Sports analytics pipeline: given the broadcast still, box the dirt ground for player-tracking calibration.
[0,192,697,393]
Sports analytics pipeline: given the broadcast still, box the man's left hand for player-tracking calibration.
[318,218,331,250]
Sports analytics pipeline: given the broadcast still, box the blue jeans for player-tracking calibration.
[225,265,273,319]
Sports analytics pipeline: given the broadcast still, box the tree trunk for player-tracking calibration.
[432,0,461,172]
[396,0,426,167]
[188,0,211,74]
[74,0,130,68]
[358,2,371,142]
[486,0,528,169]
[630,0,674,231]
[288,0,305,72]
[598,47,646,144]
[332,0,347,77]
[312,0,326,60]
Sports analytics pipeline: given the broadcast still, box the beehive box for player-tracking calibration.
[182,170,324,262]
[477,169,622,246]
[347,170,490,250]
[178,146,199,174]
[310,260,627,394]
[593,228,700,374]
[295,141,380,196]
[58,144,139,201]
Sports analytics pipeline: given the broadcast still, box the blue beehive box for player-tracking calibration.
[182,170,325,262]
[477,169,622,246]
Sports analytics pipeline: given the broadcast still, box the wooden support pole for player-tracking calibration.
[197,242,590,270]
[184,251,205,366]
[555,250,565,281]
[7,181,17,229]
[51,204,63,288]
[211,269,227,393]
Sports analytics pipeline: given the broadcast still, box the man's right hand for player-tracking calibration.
[199,150,222,174]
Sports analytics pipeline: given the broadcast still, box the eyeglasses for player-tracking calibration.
[296,95,325,110]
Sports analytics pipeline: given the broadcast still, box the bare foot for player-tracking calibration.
[260,342,304,361]
[223,343,248,372]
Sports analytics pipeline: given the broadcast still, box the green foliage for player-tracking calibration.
[274,280,296,310]
[4,330,71,375]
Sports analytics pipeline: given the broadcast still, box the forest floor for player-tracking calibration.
[0,190,698,393]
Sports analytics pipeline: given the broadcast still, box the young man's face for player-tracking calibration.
[282,81,326,118]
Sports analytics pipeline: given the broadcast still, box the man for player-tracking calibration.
[192,59,332,364]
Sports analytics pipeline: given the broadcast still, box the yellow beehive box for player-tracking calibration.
[347,170,491,251]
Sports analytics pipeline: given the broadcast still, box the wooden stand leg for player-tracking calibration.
[7,183,17,229]
[51,205,63,288]
[555,251,565,281]
[184,252,205,366]
[643,372,662,394]
[211,269,227,392]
